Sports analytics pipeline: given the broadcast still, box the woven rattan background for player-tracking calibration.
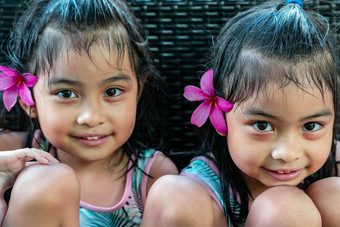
[1,0,340,168]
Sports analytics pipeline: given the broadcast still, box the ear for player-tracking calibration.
[18,99,38,118]
[216,130,226,137]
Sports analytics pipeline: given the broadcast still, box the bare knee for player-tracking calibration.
[306,177,340,226]
[4,163,80,226]
[245,186,321,227]
[12,163,79,205]
[142,175,214,227]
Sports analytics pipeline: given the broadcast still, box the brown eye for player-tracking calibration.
[253,121,273,132]
[303,122,321,132]
[104,88,122,97]
[57,90,77,99]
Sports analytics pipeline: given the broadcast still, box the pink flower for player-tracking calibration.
[0,66,38,111]
[183,69,233,135]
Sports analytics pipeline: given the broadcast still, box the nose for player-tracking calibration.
[76,101,106,127]
[271,135,303,163]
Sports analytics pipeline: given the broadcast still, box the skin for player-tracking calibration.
[0,43,178,226]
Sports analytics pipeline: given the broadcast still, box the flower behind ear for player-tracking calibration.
[0,66,38,111]
[183,69,233,135]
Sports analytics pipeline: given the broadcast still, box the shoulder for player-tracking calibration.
[143,175,227,226]
[0,130,26,151]
[146,151,179,193]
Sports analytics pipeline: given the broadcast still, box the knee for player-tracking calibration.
[306,177,340,201]
[306,177,340,226]
[10,163,80,209]
[246,186,321,227]
[143,175,214,226]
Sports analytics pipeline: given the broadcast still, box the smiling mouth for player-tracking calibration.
[82,136,103,140]
[277,170,292,174]
[73,135,109,147]
[264,168,303,181]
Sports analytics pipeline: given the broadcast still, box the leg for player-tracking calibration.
[3,163,80,227]
[245,186,321,227]
[306,177,340,227]
[142,175,216,227]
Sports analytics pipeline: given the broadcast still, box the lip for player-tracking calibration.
[264,168,303,181]
[72,134,110,147]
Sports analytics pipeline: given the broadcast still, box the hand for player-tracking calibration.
[0,148,59,192]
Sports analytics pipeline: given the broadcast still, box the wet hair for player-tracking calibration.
[198,0,339,225]
[2,0,164,167]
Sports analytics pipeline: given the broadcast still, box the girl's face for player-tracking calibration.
[31,46,139,165]
[225,83,334,194]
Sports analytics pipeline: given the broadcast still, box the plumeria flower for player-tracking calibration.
[183,69,233,135]
[0,66,38,111]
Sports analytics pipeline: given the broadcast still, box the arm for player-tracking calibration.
[142,175,218,227]
[146,154,179,196]
[0,130,26,151]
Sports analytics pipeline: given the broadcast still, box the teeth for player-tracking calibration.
[86,136,100,140]
[277,171,290,174]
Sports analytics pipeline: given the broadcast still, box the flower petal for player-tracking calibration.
[0,74,17,90]
[19,83,35,106]
[191,100,211,127]
[184,85,208,101]
[216,97,234,112]
[22,73,38,87]
[209,104,227,135]
[0,66,21,77]
[200,69,215,97]
[3,84,19,111]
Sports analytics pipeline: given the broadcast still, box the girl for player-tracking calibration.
[142,0,340,226]
[0,0,178,226]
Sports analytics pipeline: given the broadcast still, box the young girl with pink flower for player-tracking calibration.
[0,0,178,226]
[142,0,340,226]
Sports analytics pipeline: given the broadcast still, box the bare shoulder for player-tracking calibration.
[147,153,179,191]
[142,175,216,226]
[0,130,26,151]
[212,197,228,227]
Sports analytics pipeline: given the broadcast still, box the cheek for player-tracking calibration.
[308,139,333,172]
[227,130,268,176]
[115,101,137,131]
[227,133,253,171]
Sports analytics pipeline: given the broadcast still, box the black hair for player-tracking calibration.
[198,0,339,225]
[1,0,165,169]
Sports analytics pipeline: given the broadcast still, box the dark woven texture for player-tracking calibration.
[1,1,340,168]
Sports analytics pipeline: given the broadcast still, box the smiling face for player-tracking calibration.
[28,45,139,165]
[225,83,334,194]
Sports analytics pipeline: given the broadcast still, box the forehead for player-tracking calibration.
[225,49,337,105]
[54,44,134,75]
[32,26,133,75]
[236,83,334,116]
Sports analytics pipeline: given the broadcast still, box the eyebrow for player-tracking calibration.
[48,73,132,87]
[243,107,333,122]
[243,108,279,120]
